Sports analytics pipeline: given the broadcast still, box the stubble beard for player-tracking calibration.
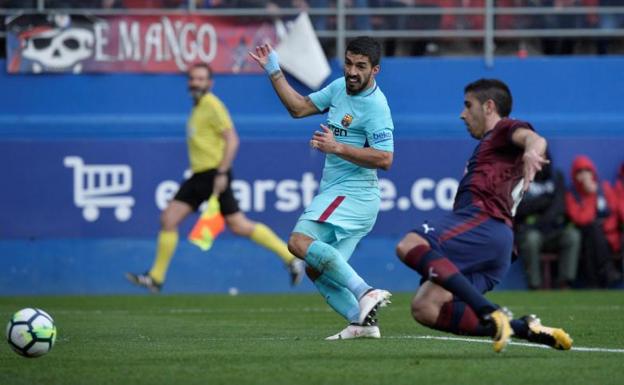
[345,73,371,95]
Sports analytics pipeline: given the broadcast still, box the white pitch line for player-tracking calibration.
[185,334,624,353]
[396,335,624,353]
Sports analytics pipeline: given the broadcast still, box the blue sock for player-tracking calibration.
[305,240,371,299]
[313,274,359,323]
[510,319,529,338]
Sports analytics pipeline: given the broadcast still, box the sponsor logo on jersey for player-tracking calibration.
[330,123,348,137]
[372,130,392,144]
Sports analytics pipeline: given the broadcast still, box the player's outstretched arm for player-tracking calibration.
[512,127,549,191]
[311,125,393,170]
[249,43,319,119]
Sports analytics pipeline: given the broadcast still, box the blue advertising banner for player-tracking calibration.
[1,138,465,239]
[2,137,622,240]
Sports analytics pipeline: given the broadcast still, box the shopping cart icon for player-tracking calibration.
[64,156,135,222]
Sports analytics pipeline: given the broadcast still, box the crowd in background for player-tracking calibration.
[2,0,624,56]
[515,157,624,289]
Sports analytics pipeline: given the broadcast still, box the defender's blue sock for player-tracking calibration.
[510,319,529,338]
[313,274,360,323]
[305,240,371,299]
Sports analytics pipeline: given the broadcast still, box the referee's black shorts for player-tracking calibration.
[173,169,240,215]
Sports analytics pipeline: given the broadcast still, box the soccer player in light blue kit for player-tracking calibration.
[250,37,394,340]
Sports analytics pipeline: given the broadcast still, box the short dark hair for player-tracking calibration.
[189,62,213,78]
[346,36,381,67]
[464,78,512,117]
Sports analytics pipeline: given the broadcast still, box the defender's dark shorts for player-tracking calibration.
[410,204,513,293]
[173,169,240,215]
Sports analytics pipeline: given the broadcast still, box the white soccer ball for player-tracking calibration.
[6,308,57,358]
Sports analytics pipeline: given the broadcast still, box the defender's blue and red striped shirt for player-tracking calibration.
[454,118,534,226]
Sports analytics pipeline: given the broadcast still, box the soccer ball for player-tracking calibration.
[6,308,57,358]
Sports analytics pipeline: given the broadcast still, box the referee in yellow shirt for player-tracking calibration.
[126,63,304,293]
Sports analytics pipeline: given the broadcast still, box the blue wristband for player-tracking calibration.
[264,51,280,76]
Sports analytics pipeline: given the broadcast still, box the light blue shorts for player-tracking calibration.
[293,220,364,260]
[292,190,380,260]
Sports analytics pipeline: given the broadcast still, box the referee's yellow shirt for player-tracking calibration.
[186,93,233,173]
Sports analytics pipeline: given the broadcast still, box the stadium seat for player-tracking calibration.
[540,252,557,289]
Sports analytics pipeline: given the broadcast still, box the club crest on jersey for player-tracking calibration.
[341,114,353,128]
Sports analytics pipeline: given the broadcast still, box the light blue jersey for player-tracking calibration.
[293,77,394,252]
[309,77,394,192]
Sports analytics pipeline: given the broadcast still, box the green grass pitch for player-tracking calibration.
[1,291,623,385]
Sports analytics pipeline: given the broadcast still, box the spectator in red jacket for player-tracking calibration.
[615,163,624,205]
[606,162,624,257]
[565,155,621,287]
[616,163,624,224]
